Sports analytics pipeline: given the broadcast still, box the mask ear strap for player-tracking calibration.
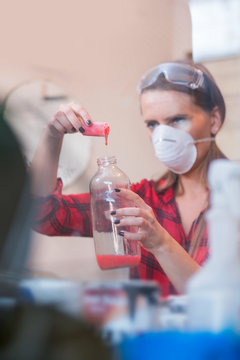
[194,137,215,144]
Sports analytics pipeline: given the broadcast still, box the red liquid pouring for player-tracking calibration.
[104,124,110,146]
[96,254,141,270]
[82,122,110,145]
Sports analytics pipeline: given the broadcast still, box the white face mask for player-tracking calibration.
[152,124,215,174]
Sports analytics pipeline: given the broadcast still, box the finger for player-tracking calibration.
[114,188,149,209]
[104,209,116,221]
[118,230,146,242]
[119,229,157,250]
[113,207,143,217]
[71,103,93,127]
[114,216,146,228]
[56,119,67,133]
[113,207,154,225]
[54,110,75,133]
[49,116,67,135]
[60,104,83,131]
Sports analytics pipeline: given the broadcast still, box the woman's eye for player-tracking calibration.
[171,117,190,130]
[172,117,186,125]
[146,121,159,130]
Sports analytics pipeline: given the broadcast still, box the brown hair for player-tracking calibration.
[141,61,226,123]
[141,61,227,257]
[141,60,227,193]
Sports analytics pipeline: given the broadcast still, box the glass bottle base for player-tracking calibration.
[96,254,141,270]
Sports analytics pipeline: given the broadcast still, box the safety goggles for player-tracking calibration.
[137,62,205,94]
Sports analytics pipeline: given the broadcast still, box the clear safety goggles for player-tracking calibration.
[137,62,205,94]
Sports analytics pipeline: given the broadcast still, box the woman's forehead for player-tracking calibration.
[140,90,195,117]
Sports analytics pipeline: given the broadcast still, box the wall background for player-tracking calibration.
[0,0,239,281]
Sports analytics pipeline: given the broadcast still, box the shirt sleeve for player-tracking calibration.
[32,178,92,237]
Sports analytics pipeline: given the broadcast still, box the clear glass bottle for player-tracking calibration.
[89,156,141,270]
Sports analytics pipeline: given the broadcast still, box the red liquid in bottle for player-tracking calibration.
[96,254,141,270]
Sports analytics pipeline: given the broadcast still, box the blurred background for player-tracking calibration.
[0,0,239,282]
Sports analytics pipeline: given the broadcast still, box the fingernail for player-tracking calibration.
[79,126,85,133]
[110,211,116,215]
[86,120,92,126]
[119,230,124,236]
[114,188,121,192]
[72,127,76,132]
[114,219,120,225]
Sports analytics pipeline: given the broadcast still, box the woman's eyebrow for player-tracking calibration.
[165,114,189,122]
[144,119,159,124]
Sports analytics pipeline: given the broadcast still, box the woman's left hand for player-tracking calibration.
[113,188,169,254]
[113,188,200,294]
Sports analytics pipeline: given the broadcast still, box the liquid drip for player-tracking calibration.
[104,125,110,146]
[96,254,141,270]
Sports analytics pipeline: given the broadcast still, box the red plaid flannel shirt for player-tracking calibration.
[33,178,209,297]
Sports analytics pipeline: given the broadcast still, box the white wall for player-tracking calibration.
[4,0,238,281]
[204,58,240,162]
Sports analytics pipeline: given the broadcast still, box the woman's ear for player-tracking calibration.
[210,106,222,136]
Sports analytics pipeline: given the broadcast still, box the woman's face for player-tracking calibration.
[140,90,219,172]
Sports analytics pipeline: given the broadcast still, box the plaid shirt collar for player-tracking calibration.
[156,180,175,205]
[161,186,175,204]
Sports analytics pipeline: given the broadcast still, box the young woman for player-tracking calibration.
[31,61,226,296]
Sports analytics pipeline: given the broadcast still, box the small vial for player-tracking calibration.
[83,122,110,145]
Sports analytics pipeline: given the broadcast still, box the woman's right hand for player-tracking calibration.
[48,102,93,138]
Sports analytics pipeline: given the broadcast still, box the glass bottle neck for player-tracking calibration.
[97,156,117,167]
